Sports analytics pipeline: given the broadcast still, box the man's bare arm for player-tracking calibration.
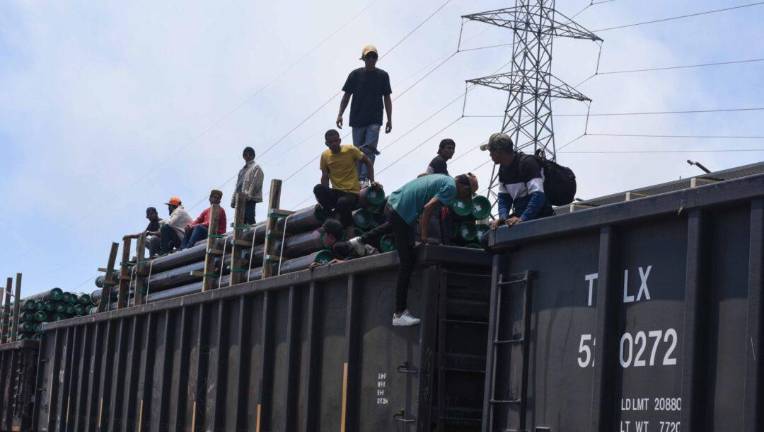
[419,197,440,242]
[337,92,351,128]
[383,94,392,133]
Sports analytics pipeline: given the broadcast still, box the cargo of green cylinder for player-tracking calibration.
[352,208,376,230]
[379,233,396,252]
[456,222,477,243]
[360,184,386,209]
[63,292,78,304]
[78,294,92,305]
[475,224,489,243]
[313,249,334,265]
[471,195,491,219]
[450,199,473,217]
[47,287,63,301]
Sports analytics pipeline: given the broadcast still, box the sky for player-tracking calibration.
[1,0,762,296]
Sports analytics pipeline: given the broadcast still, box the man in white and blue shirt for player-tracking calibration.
[481,133,554,229]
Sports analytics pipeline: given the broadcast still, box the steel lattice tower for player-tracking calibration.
[463,1,601,198]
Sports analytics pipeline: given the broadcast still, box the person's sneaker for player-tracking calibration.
[347,237,367,256]
[392,310,421,327]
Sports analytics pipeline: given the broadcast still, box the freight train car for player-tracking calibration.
[34,245,491,431]
[483,166,764,432]
[0,340,38,432]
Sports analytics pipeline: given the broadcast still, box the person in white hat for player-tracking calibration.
[336,44,393,184]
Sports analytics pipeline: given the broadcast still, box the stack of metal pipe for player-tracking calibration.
[93,186,490,306]
[97,204,335,306]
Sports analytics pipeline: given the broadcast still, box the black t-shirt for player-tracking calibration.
[146,219,160,233]
[427,155,449,175]
[342,68,392,127]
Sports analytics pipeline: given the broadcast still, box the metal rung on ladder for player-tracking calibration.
[494,337,524,344]
[484,271,534,432]
[497,278,527,286]
[442,319,488,326]
[489,398,522,404]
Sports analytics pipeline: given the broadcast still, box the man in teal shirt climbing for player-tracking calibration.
[348,173,478,326]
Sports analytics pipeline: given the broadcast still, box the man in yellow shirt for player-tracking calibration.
[314,129,375,231]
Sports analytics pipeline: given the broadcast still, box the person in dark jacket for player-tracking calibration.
[125,207,163,257]
[426,138,455,176]
[336,44,393,183]
[481,133,554,229]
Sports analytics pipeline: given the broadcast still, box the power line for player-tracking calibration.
[457,42,514,53]
[133,0,379,186]
[586,133,764,139]
[189,0,458,210]
[566,0,616,22]
[10,0,386,259]
[282,52,514,200]
[561,148,764,154]
[385,0,453,56]
[275,26,508,182]
[280,55,472,183]
[597,57,764,75]
[593,1,764,32]
[377,116,464,176]
[463,106,764,118]
[281,89,464,183]
[258,0,455,160]
[574,56,764,87]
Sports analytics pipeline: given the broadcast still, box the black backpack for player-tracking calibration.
[532,154,577,206]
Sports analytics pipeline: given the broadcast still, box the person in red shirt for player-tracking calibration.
[181,189,228,249]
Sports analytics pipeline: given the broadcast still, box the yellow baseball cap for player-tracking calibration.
[360,44,378,59]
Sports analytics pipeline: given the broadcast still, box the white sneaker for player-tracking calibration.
[347,237,367,256]
[392,310,421,327]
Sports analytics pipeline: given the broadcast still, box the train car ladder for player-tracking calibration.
[484,271,533,432]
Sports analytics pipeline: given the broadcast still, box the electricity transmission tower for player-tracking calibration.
[462,1,601,198]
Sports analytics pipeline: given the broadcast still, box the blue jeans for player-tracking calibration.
[352,124,381,182]
[244,200,256,224]
[182,225,208,249]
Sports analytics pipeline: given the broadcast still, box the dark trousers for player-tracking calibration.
[182,225,208,249]
[160,224,182,254]
[146,235,161,257]
[362,210,414,313]
[313,185,358,227]
[244,201,257,225]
